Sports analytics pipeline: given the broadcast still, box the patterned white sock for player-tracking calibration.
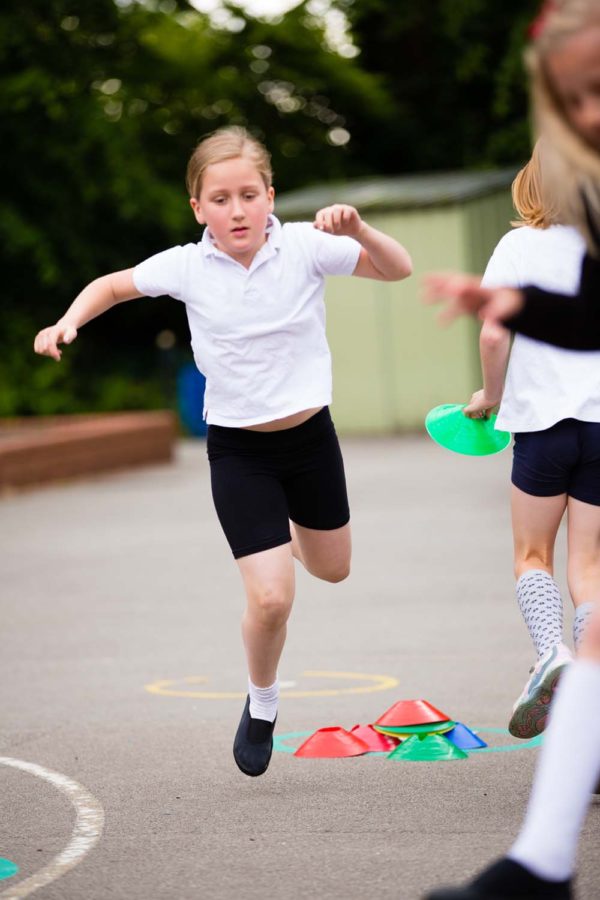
[573,601,596,651]
[516,570,564,658]
[248,677,279,722]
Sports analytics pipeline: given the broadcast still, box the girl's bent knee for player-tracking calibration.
[323,561,350,583]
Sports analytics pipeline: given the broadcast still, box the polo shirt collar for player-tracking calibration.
[201,214,282,260]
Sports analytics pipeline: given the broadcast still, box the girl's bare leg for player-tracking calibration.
[290,521,351,583]
[236,543,295,687]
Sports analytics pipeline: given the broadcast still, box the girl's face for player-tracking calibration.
[190,156,274,267]
[546,25,600,152]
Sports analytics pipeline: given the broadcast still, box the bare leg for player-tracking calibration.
[511,486,567,580]
[290,520,351,583]
[566,496,600,607]
[237,543,295,687]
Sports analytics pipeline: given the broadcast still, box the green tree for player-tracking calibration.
[329,0,541,172]
[0,0,390,415]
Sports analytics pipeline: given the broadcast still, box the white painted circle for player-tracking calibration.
[0,757,104,899]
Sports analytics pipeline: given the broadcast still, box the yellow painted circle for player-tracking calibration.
[144,670,398,699]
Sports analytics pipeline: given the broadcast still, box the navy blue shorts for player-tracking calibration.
[206,407,350,559]
[512,419,600,505]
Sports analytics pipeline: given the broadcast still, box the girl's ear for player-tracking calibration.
[267,186,275,213]
[190,197,205,224]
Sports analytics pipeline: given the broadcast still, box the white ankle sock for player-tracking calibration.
[248,677,279,722]
[509,659,600,881]
[516,570,564,658]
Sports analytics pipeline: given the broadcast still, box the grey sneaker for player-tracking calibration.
[508,643,573,739]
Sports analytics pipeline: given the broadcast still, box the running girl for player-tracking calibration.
[461,141,600,740]
[34,126,412,778]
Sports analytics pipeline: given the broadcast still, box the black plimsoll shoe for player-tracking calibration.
[233,695,276,777]
[423,858,573,900]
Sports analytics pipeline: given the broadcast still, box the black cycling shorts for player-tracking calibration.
[512,418,600,505]
[206,407,350,559]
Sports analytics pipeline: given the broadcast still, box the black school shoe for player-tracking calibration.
[233,695,276,777]
[423,858,573,900]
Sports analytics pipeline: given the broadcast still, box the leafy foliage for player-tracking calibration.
[1,0,539,416]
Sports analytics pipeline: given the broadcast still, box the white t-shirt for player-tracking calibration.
[133,215,361,427]
[481,224,600,432]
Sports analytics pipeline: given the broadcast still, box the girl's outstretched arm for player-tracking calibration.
[314,204,412,281]
[34,269,143,361]
[423,272,523,326]
[423,258,600,351]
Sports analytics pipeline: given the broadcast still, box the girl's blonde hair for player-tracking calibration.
[526,0,600,252]
[186,126,273,199]
[511,139,561,228]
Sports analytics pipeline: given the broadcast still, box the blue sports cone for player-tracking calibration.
[444,722,487,750]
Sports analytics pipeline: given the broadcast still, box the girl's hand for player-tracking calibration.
[313,204,363,238]
[463,389,497,420]
[34,322,78,361]
[423,273,524,326]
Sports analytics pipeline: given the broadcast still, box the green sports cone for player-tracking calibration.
[425,404,511,456]
[387,732,468,761]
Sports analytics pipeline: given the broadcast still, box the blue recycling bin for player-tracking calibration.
[176,363,207,436]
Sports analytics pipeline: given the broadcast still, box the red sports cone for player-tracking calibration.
[375,699,450,728]
[294,727,370,758]
[350,724,399,751]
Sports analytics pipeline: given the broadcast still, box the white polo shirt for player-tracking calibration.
[133,215,361,426]
[482,224,600,432]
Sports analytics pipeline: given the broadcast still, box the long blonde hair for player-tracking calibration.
[511,139,561,228]
[527,0,600,252]
[186,126,273,199]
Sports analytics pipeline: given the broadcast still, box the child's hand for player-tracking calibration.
[34,322,78,361]
[423,273,523,326]
[463,389,496,420]
[313,204,363,238]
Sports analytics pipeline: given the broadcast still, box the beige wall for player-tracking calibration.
[324,191,514,433]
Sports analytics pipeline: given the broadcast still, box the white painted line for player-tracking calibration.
[0,757,104,899]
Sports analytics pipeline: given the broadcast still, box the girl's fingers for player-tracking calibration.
[314,205,357,233]
[34,325,75,360]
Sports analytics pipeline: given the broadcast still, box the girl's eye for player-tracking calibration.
[244,193,257,200]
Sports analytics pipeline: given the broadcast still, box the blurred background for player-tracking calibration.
[1,0,540,438]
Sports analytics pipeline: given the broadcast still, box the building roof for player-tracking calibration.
[274,168,517,218]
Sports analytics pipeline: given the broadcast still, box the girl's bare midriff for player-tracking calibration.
[242,406,323,432]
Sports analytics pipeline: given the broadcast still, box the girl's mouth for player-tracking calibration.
[231,226,249,235]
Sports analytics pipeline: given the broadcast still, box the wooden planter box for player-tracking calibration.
[0,411,177,491]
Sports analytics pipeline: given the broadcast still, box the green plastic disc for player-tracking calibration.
[425,404,511,456]
[387,733,468,761]
[374,721,455,736]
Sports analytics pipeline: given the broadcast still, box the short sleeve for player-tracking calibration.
[306,227,362,277]
[481,233,522,289]
[132,246,185,300]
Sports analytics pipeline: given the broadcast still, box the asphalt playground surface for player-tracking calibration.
[1,435,599,900]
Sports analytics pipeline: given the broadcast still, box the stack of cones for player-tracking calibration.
[374,699,465,761]
[294,699,486,761]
